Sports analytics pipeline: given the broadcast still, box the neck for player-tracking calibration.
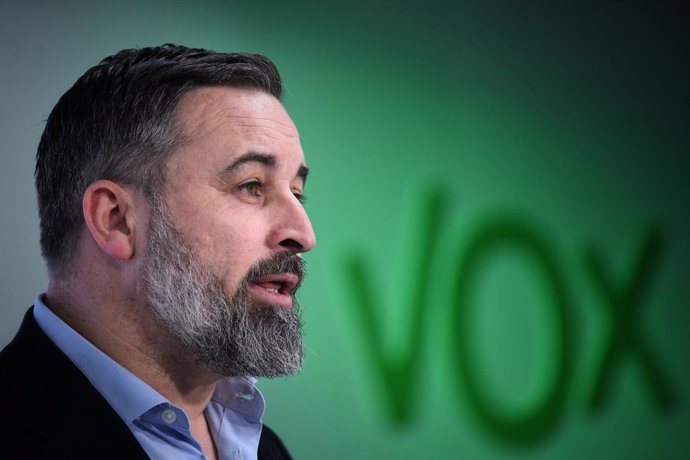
[45,279,220,419]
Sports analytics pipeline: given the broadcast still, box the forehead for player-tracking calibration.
[164,86,305,184]
[173,86,300,146]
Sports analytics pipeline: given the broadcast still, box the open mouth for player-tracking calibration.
[247,272,300,308]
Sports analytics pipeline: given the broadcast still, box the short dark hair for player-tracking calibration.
[35,44,283,274]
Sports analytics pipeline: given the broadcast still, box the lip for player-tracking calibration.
[247,272,300,308]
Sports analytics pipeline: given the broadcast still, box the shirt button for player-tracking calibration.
[161,409,177,424]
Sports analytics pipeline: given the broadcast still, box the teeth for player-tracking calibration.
[267,288,279,293]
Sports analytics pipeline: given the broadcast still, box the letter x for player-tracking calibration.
[584,228,676,412]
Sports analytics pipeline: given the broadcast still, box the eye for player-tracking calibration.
[292,189,307,204]
[238,180,263,200]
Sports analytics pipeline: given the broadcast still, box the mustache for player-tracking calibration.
[245,252,306,288]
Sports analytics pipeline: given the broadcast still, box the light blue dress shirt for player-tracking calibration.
[33,295,265,460]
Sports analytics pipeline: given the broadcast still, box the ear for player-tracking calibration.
[82,180,139,261]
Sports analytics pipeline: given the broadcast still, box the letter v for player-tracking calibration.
[340,185,445,424]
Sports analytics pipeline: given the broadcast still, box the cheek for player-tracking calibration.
[167,189,271,279]
[195,219,265,280]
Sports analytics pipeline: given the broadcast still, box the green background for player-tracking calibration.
[1,1,687,458]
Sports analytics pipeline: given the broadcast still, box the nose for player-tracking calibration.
[268,192,316,254]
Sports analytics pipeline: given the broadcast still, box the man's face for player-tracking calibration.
[141,87,316,377]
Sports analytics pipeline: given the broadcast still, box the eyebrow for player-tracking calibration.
[221,151,310,184]
[223,152,276,176]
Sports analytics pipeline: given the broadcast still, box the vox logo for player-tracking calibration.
[338,185,678,445]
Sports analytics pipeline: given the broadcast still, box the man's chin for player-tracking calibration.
[208,348,304,379]
[205,301,304,378]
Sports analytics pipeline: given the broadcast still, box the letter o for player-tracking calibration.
[449,217,572,445]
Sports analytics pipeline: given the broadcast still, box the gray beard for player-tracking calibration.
[141,201,305,378]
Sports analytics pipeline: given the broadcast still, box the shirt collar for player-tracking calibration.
[32,295,265,425]
[213,376,265,422]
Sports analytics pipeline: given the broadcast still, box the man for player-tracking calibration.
[0,44,316,459]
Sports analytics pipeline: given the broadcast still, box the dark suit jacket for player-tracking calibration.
[0,308,292,459]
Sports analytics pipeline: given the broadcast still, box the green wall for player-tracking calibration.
[1,1,687,458]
